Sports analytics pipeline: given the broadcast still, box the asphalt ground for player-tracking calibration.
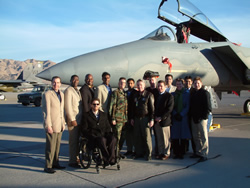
[0,91,249,188]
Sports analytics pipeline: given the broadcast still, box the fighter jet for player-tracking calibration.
[0,62,45,92]
[37,0,250,112]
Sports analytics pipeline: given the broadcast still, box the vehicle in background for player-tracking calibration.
[0,93,6,101]
[17,85,51,107]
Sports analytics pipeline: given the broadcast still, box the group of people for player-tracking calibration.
[41,72,212,174]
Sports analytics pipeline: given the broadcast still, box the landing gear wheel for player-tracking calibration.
[243,99,250,113]
[79,141,92,169]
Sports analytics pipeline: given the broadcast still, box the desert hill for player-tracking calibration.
[0,59,56,80]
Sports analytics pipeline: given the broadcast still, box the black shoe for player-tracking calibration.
[52,165,66,169]
[190,154,200,158]
[173,155,178,159]
[133,154,143,159]
[109,161,116,166]
[119,153,126,159]
[146,156,152,161]
[103,161,110,168]
[124,151,133,156]
[179,156,184,160]
[44,168,55,174]
[68,163,81,168]
[198,157,207,162]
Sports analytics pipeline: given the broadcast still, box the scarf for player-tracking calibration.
[174,88,185,113]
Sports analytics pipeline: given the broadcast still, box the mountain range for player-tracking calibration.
[0,59,56,80]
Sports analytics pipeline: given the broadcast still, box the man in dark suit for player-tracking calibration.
[189,77,211,162]
[81,98,117,166]
[80,74,95,113]
[154,80,174,160]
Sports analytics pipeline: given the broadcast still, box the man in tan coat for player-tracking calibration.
[64,75,82,168]
[95,72,112,113]
[42,76,66,174]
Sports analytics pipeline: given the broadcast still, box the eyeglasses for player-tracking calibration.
[92,103,99,106]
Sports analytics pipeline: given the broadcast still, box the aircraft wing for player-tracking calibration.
[0,80,23,86]
[158,0,227,42]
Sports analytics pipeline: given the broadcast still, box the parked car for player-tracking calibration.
[17,85,51,107]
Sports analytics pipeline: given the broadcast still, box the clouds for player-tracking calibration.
[0,0,250,63]
[0,18,157,62]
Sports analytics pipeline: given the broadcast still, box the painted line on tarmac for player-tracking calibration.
[61,170,106,188]
[116,154,222,188]
[224,123,250,128]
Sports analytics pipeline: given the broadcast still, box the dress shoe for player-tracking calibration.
[124,151,133,156]
[146,156,152,161]
[133,154,144,159]
[109,158,116,166]
[52,165,66,169]
[173,156,178,159]
[44,168,55,174]
[103,161,110,168]
[109,161,116,166]
[198,157,207,162]
[68,163,81,168]
[190,154,200,158]
[119,153,126,159]
[161,155,169,160]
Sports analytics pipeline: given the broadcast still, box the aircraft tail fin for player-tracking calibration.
[17,62,44,84]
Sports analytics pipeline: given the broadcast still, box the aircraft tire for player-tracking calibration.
[243,99,250,113]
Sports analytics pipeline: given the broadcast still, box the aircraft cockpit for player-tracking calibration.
[157,0,228,42]
[141,25,176,41]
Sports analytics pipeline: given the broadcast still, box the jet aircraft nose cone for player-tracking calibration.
[36,68,52,81]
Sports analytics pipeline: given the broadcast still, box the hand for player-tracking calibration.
[47,126,53,134]
[155,117,161,122]
[131,119,134,126]
[62,124,65,131]
[112,120,116,125]
[148,120,154,128]
[71,120,77,126]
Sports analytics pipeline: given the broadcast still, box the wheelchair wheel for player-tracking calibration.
[79,140,92,169]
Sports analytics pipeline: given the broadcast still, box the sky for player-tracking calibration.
[1,0,250,63]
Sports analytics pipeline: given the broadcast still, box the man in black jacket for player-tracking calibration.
[154,80,174,160]
[81,98,117,166]
[189,77,211,162]
[131,79,154,161]
[80,74,95,113]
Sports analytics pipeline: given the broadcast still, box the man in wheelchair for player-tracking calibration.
[81,98,117,166]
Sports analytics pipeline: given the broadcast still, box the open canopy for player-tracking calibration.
[158,0,228,42]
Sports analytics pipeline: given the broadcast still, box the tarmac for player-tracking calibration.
[0,91,249,188]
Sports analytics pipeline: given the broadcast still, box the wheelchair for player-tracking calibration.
[79,137,120,174]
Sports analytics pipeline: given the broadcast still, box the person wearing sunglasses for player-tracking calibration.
[81,98,117,166]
